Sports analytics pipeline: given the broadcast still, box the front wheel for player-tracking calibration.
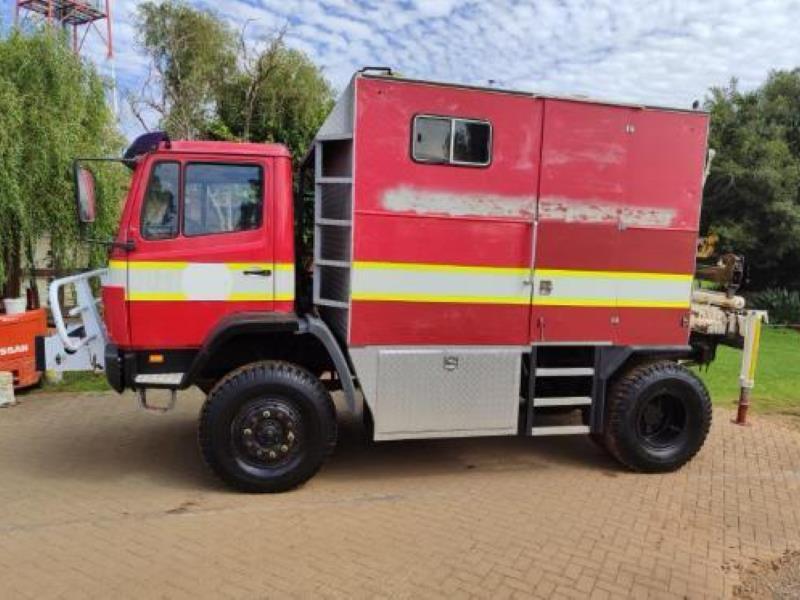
[603,360,712,472]
[199,361,337,492]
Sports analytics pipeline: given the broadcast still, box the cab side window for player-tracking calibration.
[184,164,263,236]
[141,162,180,240]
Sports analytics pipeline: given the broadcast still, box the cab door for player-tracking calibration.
[126,156,274,349]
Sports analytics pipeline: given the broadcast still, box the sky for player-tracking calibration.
[6,0,800,140]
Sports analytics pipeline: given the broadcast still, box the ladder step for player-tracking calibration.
[535,367,594,377]
[531,425,591,436]
[317,176,352,184]
[533,396,592,407]
[134,373,183,388]
[316,133,353,141]
[314,298,349,309]
[315,259,350,268]
[316,218,352,227]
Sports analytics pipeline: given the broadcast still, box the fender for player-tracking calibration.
[183,312,300,386]
[297,315,359,414]
[184,312,359,414]
[589,344,695,432]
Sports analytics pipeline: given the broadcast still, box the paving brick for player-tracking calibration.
[0,393,799,598]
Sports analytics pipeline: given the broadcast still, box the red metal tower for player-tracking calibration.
[14,1,113,59]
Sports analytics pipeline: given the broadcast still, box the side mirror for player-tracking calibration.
[75,165,97,224]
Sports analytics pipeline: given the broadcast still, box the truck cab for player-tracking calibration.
[42,71,763,493]
[102,138,300,389]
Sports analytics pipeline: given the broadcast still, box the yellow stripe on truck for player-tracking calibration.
[351,292,531,305]
[534,297,691,309]
[536,268,694,283]
[353,261,530,276]
[350,261,692,309]
[104,261,295,302]
[106,259,692,309]
[126,292,188,302]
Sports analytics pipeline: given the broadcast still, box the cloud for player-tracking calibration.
[6,0,800,140]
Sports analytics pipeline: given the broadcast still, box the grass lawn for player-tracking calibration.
[29,328,800,416]
[35,371,110,394]
[695,326,800,414]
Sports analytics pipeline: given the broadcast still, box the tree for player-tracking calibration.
[132,1,236,139]
[703,71,800,291]
[133,1,334,161]
[212,29,335,160]
[0,30,126,298]
[0,78,23,297]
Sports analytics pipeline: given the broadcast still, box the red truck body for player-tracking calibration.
[50,71,730,492]
[103,75,707,356]
[104,77,708,356]
[347,77,707,348]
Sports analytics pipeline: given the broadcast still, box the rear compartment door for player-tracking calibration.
[615,109,706,345]
[348,78,543,346]
[530,100,636,344]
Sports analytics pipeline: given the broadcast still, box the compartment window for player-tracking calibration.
[184,163,263,236]
[141,162,180,240]
[412,116,491,166]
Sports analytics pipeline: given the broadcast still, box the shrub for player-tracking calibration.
[748,288,800,324]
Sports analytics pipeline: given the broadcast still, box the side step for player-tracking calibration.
[531,425,590,436]
[134,373,183,388]
[535,367,594,377]
[134,373,183,414]
[533,396,591,407]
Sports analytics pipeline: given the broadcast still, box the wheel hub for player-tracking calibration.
[642,402,666,433]
[234,402,299,466]
[637,393,687,447]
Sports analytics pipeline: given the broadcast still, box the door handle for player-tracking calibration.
[243,268,272,277]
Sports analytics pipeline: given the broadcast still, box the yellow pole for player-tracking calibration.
[735,310,767,425]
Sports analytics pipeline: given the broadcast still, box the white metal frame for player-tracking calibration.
[45,268,108,372]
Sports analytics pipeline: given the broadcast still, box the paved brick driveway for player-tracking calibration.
[1,390,799,599]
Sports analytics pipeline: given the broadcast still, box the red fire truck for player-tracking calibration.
[40,70,756,492]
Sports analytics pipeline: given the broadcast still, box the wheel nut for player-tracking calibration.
[268,451,277,459]
[280,445,289,453]
[243,428,253,437]
[262,410,271,418]
[287,432,295,442]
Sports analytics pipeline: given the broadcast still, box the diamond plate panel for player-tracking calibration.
[374,348,520,438]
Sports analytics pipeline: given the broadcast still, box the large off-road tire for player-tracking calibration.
[199,361,337,493]
[603,360,711,473]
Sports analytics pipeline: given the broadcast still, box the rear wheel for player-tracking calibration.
[603,361,711,472]
[199,361,337,492]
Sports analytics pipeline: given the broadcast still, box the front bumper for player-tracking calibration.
[104,343,125,393]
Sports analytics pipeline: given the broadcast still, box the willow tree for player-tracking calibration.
[0,30,126,298]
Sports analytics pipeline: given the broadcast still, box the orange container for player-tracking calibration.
[0,308,47,389]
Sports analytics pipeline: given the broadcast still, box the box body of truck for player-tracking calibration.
[307,73,708,440]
